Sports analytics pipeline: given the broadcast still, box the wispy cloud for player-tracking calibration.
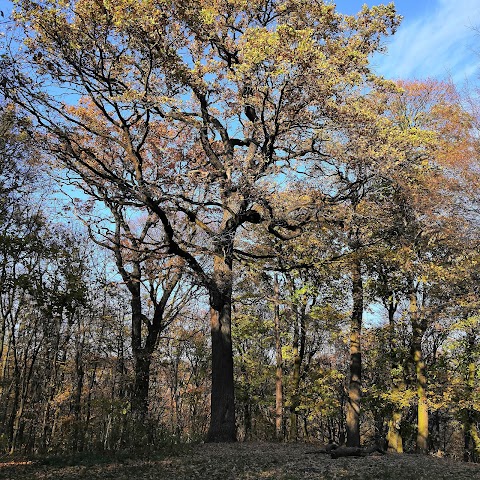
[373,0,480,84]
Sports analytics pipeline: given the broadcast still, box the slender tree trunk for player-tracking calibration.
[386,296,403,453]
[11,335,41,454]
[410,291,428,454]
[7,339,20,452]
[289,314,299,441]
[274,276,283,441]
[238,350,252,440]
[464,328,477,461]
[72,343,84,452]
[41,401,51,453]
[289,303,305,441]
[346,255,363,448]
[10,387,24,454]
[0,333,12,425]
[0,314,6,366]
[168,352,181,438]
[243,398,252,440]
[302,416,309,439]
[414,341,428,454]
[82,363,97,451]
[124,254,181,429]
[387,411,403,453]
[206,252,236,442]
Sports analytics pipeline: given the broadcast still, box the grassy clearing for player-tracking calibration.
[1,442,480,480]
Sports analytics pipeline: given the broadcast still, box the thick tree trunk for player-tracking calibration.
[274,277,283,440]
[130,277,150,423]
[346,255,363,448]
[410,291,428,454]
[206,254,236,442]
[132,353,151,422]
[207,296,236,441]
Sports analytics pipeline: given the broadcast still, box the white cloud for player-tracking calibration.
[372,0,480,84]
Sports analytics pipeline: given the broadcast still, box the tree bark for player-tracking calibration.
[410,290,428,454]
[464,327,477,462]
[289,315,299,441]
[414,342,428,454]
[121,244,181,425]
[72,334,84,452]
[386,411,403,453]
[274,276,283,441]
[206,252,236,442]
[132,352,151,422]
[386,294,403,453]
[289,302,305,441]
[346,255,363,448]
[130,276,150,422]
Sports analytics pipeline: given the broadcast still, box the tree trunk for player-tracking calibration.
[132,352,151,422]
[468,425,480,462]
[415,348,428,454]
[130,274,151,423]
[206,253,236,442]
[464,328,477,462]
[8,326,22,453]
[289,315,299,440]
[330,445,386,458]
[410,291,428,454]
[386,411,403,453]
[274,276,283,441]
[0,314,6,366]
[386,295,403,453]
[72,341,84,452]
[289,303,305,441]
[346,255,363,448]
[127,257,181,428]
[9,383,22,454]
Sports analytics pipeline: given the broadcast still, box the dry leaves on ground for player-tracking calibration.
[1,442,480,480]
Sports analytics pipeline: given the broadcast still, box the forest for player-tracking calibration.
[0,0,480,466]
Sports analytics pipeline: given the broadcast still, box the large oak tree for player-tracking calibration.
[7,0,400,441]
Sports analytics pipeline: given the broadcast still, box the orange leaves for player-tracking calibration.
[391,79,474,171]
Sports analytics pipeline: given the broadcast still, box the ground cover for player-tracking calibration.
[2,442,480,480]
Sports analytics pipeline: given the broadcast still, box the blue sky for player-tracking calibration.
[336,0,480,85]
[1,0,479,85]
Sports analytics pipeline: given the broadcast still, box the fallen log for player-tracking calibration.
[330,445,386,459]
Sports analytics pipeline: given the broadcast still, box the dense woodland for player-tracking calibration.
[1,0,480,463]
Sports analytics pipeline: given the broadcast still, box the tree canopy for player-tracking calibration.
[0,0,479,460]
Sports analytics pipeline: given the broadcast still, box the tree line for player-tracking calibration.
[0,0,479,461]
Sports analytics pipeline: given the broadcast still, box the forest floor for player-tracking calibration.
[1,442,480,480]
